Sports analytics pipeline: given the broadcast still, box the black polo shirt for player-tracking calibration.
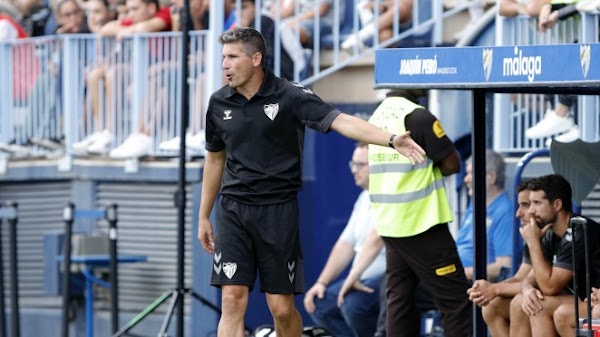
[522,216,600,300]
[205,69,341,205]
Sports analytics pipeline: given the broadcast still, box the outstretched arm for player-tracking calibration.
[330,113,425,165]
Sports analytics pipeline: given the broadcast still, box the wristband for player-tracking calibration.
[388,134,397,149]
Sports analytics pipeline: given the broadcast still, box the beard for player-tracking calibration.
[534,213,557,229]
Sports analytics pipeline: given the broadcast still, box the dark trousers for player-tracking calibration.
[383,224,472,337]
[374,278,436,337]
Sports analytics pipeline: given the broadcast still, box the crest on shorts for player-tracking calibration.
[264,103,279,120]
[223,262,237,279]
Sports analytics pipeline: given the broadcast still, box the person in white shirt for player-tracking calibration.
[303,142,385,337]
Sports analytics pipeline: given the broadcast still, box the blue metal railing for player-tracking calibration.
[1,3,599,163]
[495,12,600,153]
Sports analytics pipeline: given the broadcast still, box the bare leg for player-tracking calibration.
[218,285,249,337]
[554,102,570,117]
[87,66,105,132]
[554,300,588,337]
[483,297,512,337]
[266,293,302,337]
[529,294,572,337]
[376,0,414,31]
[509,294,532,337]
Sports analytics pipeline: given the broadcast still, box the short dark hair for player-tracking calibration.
[517,179,531,193]
[527,174,572,213]
[219,27,267,67]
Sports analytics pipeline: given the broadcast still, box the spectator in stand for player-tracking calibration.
[169,0,207,32]
[498,0,528,17]
[74,0,172,157]
[0,0,42,154]
[198,0,236,31]
[503,0,580,147]
[158,0,237,154]
[278,0,345,75]
[87,0,115,33]
[238,0,294,81]
[303,142,384,337]
[0,0,40,39]
[467,180,534,337]
[340,0,412,51]
[115,0,128,20]
[532,1,594,148]
[524,94,578,147]
[54,0,89,33]
[457,149,514,282]
[104,0,173,158]
[99,0,171,39]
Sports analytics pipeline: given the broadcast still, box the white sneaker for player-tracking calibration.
[187,132,205,153]
[545,126,580,147]
[109,133,152,159]
[159,135,184,152]
[525,110,575,139]
[73,132,102,151]
[0,142,32,155]
[341,35,366,53]
[159,132,205,153]
[86,130,114,154]
[357,0,374,26]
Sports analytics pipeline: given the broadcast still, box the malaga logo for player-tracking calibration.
[502,46,542,82]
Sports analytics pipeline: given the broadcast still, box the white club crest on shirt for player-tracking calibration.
[264,103,279,120]
[223,262,237,279]
[565,228,573,242]
[223,110,232,120]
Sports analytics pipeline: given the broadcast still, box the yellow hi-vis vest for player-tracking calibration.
[368,96,454,238]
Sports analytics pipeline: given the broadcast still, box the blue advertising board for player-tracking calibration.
[375,43,600,89]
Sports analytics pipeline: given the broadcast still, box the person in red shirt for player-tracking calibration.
[1,0,41,102]
[76,0,172,155]
[100,0,171,38]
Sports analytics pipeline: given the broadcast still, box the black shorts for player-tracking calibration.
[210,197,305,294]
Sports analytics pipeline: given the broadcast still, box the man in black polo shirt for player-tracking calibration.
[509,174,600,337]
[197,27,426,337]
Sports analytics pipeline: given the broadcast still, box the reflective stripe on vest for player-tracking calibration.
[368,96,454,238]
[370,176,446,204]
